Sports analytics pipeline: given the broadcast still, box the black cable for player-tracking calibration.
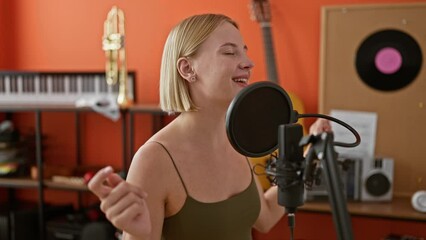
[288,213,295,240]
[296,112,361,148]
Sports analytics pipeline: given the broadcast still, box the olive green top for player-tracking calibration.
[154,142,261,240]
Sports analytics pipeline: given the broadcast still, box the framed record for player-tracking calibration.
[320,3,426,197]
[355,29,422,91]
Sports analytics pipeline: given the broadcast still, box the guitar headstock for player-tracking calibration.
[249,0,271,23]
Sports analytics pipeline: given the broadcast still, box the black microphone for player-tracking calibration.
[225,81,304,214]
[277,124,305,214]
[226,81,296,157]
[225,81,361,240]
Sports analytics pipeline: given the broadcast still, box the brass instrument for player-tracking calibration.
[102,6,132,107]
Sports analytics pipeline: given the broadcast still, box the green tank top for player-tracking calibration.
[154,142,261,240]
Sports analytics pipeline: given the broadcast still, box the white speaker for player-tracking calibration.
[361,157,394,202]
[411,190,426,213]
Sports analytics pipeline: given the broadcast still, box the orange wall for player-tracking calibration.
[2,0,425,117]
[0,1,17,68]
[2,0,425,164]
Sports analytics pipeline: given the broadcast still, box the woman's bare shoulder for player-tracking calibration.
[126,120,183,185]
[131,121,176,164]
[129,141,172,175]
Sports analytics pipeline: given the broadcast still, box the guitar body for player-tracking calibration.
[288,92,305,126]
[249,0,306,190]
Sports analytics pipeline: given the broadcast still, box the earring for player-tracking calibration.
[190,66,197,82]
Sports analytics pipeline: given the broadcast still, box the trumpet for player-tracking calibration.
[102,6,132,107]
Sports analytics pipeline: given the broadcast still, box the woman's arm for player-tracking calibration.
[253,179,284,233]
[88,166,152,239]
[89,142,171,240]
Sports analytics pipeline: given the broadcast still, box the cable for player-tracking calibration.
[288,213,295,240]
[296,112,361,148]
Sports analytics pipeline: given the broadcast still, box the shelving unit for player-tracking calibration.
[0,104,168,240]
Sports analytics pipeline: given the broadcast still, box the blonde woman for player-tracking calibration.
[89,13,330,240]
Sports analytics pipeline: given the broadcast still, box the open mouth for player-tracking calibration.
[232,78,248,85]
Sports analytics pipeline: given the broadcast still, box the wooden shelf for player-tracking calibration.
[129,104,165,114]
[0,101,167,240]
[0,104,91,112]
[44,180,88,191]
[300,196,426,222]
[0,103,165,113]
[0,177,88,191]
[0,177,39,188]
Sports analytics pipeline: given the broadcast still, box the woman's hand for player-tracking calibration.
[88,166,152,238]
[309,118,332,135]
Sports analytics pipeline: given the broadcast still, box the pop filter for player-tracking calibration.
[226,81,297,157]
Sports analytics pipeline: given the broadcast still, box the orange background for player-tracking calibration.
[1,0,422,114]
[1,0,425,238]
[2,0,424,165]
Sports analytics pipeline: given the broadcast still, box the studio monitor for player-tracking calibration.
[411,190,426,213]
[361,158,394,202]
[305,156,362,201]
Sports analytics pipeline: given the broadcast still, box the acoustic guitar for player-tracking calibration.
[249,0,306,190]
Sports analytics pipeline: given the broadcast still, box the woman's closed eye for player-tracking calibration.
[223,51,236,56]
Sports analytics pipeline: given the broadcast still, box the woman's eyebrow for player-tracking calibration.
[220,42,248,51]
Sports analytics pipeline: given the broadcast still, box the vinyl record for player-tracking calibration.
[355,29,422,91]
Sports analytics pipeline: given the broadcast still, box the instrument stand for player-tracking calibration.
[301,132,354,240]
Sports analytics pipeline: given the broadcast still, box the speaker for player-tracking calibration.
[361,157,394,201]
[411,190,426,213]
[305,156,362,201]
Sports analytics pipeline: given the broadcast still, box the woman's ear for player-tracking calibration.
[177,57,196,83]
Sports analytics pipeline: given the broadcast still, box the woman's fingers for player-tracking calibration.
[309,119,332,135]
[87,166,115,199]
[87,166,151,237]
[100,180,147,213]
[110,201,151,236]
[103,189,146,223]
[106,171,125,188]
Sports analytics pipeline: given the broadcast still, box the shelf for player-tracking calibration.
[0,104,92,112]
[300,196,426,222]
[129,104,165,114]
[44,180,88,191]
[0,177,88,191]
[0,103,167,240]
[0,103,166,113]
[0,177,39,188]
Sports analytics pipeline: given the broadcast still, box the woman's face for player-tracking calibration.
[189,22,254,108]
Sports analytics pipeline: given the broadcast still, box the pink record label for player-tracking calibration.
[375,47,402,74]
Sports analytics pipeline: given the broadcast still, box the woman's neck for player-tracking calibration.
[176,106,229,147]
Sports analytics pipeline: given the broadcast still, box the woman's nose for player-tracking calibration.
[239,56,255,70]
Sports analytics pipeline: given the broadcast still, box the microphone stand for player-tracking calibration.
[301,132,354,240]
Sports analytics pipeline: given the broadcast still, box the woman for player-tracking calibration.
[89,14,330,240]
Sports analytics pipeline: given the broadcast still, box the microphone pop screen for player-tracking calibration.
[225,81,296,157]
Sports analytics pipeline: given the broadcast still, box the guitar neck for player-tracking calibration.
[261,22,279,84]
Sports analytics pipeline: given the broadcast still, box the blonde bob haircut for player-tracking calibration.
[159,14,238,113]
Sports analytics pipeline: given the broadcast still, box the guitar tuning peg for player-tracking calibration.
[247,4,255,21]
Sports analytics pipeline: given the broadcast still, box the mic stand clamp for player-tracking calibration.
[300,132,354,240]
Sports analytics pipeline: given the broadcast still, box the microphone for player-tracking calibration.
[225,81,304,214]
[225,81,361,240]
[226,81,296,157]
[277,124,305,214]
[225,81,361,210]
